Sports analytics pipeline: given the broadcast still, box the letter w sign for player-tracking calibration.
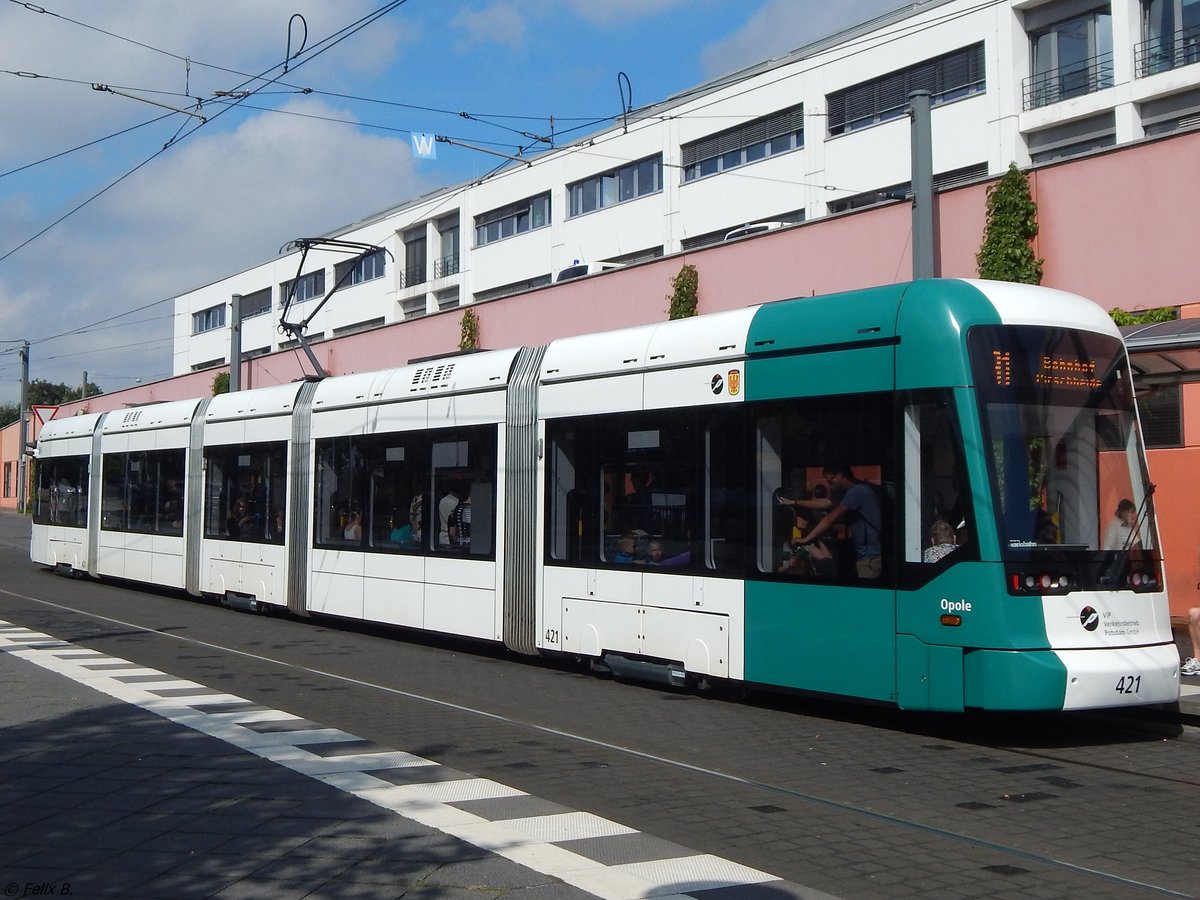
[411,133,437,160]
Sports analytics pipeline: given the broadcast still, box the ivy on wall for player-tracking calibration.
[976,162,1044,285]
[667,263,699,320]
[459,307,480,351]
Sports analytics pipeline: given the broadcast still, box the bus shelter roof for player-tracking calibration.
[1121,320,1200,390]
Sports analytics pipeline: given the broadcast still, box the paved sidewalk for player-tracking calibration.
[0,621,827,900]
[0,641,593,899]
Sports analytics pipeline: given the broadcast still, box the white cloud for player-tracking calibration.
[564,0,689,26]
[700,0,901,77]
[450,2,528,52]
[0,2,419,400]
[0,96,427,399]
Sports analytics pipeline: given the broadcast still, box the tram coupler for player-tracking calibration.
[221,591,259,613]
[602,653,687,688]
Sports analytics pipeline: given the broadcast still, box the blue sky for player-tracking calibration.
[0,0,899,404]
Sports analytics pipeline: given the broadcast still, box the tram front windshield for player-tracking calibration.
[969,325,1156,566]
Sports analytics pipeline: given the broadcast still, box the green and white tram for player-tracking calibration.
[31,279,1179,711]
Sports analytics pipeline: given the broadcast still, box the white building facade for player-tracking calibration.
[174,0,1200,375]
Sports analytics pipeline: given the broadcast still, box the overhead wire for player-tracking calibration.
[0,0,414,308]
[0,109,176,179]
[2,0,1000,362]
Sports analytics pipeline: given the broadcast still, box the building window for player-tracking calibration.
[1140,384,1182,448]
[192,304,226,334]
[280,270,325,307]
[334,250,387,287]
[568,155,662,215]
[279,332,324,351]
[436,216,460,277]
[827,163,987,215]
[332,318,385,337]
[240,288,271,319]
[682,108,803,182]
[400,295,429,319]
[473,274,552,303]
[3,461,11,499]
[474,193,550,246]
[403,227,427,287]
[603,246,665,265]
[827,44,985,136]
[1139,0,1200,75]
[1025,8,1113,109]
[1027,112,1115,163]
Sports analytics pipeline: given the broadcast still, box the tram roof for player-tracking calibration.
[1121,319,1200,389]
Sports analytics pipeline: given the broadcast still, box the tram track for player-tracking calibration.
[0,578,1196,898]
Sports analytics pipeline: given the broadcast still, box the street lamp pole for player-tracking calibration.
[17,340,29,513]
[909,90,936,280]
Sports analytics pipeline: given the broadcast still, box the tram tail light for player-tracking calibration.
[1008,569,1073,596]
[1128,565,1161,591]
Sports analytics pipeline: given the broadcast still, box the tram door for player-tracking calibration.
[743,394,899,702]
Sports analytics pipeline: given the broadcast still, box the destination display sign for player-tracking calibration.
[970,325,1120,400]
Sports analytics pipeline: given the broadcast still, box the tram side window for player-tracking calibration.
[312,426,496,555]
[100,449,185,535]
[546,410,700,569]
[33,455,89,527]
[431,428,495,555]
[705,406,749,572]
[900,393,977,576]
[753,395,894,584]
[368,441,428,551]
[204,442,287,542]
[314,436,368,547]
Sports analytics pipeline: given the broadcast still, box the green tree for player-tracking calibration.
[0,379,103,427]
[1108,306,1177,326]
[26,378,103,405]
[667,263,699,320]
[212,371,230,395]
[976,163,1044,284]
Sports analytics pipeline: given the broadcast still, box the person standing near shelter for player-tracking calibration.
[797,464,883,579]
[1182,607,1200,676]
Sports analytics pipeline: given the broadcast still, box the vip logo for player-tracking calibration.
[711,373,724,394]
[1079,606,1099,631]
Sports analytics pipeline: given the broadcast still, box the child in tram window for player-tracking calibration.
[641,539,690,567]
[613,531,641,563]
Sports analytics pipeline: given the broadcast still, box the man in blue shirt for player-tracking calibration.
[797,464,883,579]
